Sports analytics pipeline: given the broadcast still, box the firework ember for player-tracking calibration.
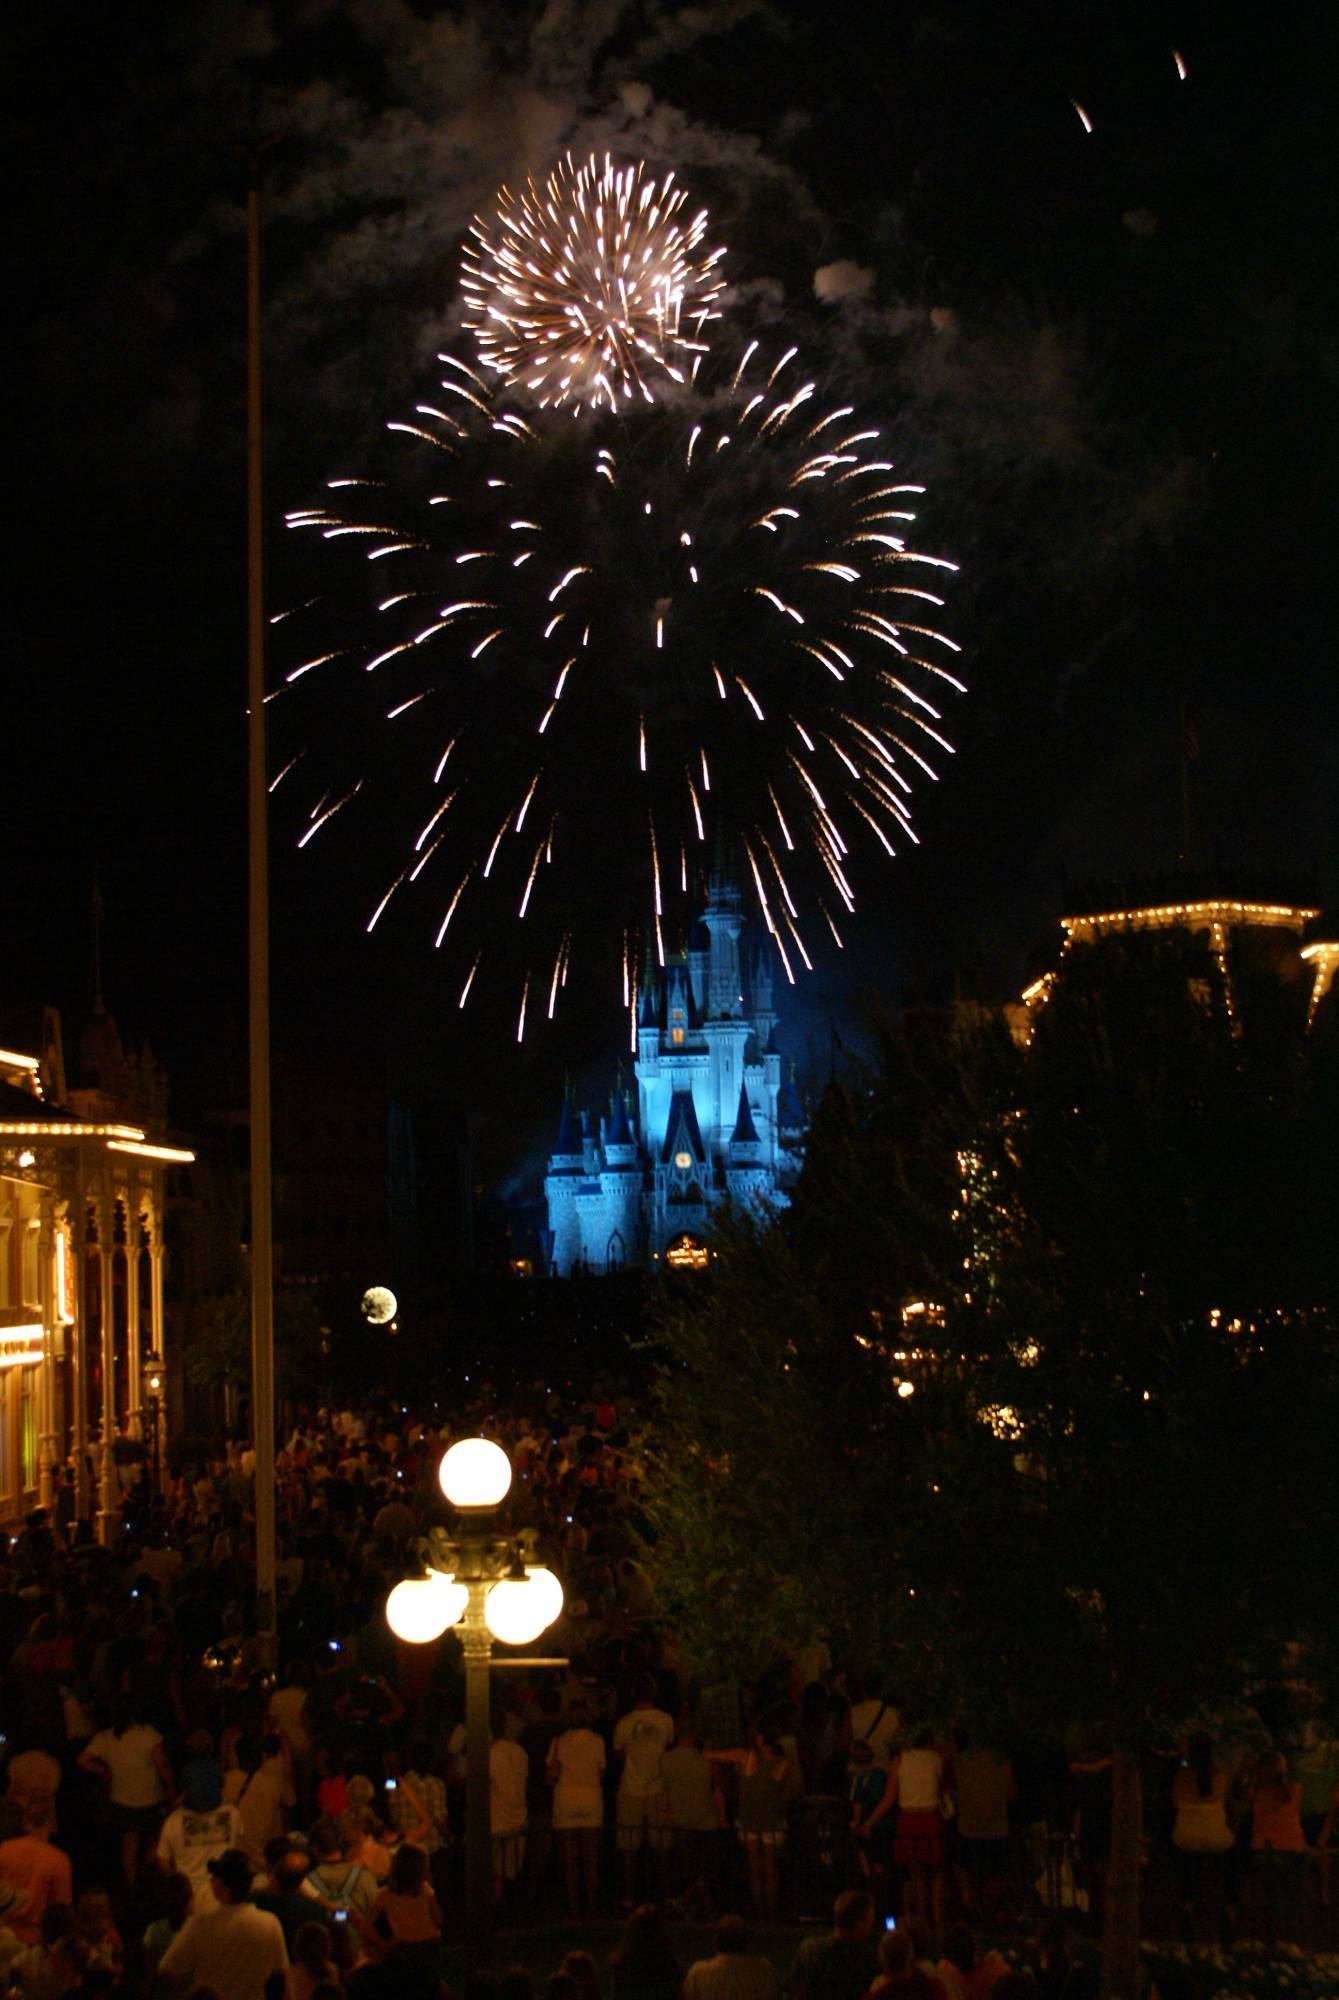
[279,339,961,1038]
[461,152,727,413]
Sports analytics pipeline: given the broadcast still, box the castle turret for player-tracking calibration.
[544,1091,588,1274]
[752,940,777,1051]
[604,1087,638,1164]
[702,875,744,1019]
[728,1080,763,1162]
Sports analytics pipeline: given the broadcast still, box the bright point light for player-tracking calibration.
[896,1380,915,1399]
[386,1571,468,1644]
[485,1575,556,1646]
[439,1436,512,1510]
[361,1285,398,1324]
[979,1403,1024,1439]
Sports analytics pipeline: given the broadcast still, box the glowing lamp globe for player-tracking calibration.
[361,1286,398,1325]
[439,1437,512,1510]
[386,1572,467,1644]
[484,1576,553,1647]
[523,1565,564,1630]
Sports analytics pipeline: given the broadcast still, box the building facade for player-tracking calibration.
[1009,888,1336,1044]
[545,875,803,1274]
[0,1009,192,1538]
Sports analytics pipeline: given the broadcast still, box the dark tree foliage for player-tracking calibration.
[645,930,1337,1993]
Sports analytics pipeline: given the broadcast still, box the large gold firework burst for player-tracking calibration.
[461,152,727,414]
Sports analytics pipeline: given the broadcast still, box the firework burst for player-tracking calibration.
[278,340,961,1042]
[461,152,727,413]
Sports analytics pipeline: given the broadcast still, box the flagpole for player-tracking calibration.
[247,142,278,1671]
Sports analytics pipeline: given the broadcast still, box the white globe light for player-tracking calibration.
[361,1285,398,1325]
[484,1576,553,1647]
[439,1437,512,1510]
[524,1565,564,1630]
[386,1572,467,1644]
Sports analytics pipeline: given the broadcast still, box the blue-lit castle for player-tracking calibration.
[544,874,804,1274]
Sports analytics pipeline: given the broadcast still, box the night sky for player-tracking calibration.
[12,0,1334,1182]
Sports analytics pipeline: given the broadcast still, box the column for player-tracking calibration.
[125,1204,142,1440]
[461,1577,494,1970]
[149,1212,166,1480]
[36,1203,56,1509]
[96,1187,119,1546]
[73,1161,91,1527]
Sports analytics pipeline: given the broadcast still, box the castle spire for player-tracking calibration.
[730,1080,760,1146]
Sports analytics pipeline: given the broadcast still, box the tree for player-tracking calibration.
[646,930,1338,1998]
[184,1268,327,1414]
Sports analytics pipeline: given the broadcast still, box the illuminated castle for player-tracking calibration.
[544,874,803,1274]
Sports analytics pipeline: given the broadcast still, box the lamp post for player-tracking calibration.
[385,1438,564,1972]
[141,1350,164,1501]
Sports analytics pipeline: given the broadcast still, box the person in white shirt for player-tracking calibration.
[489,1725,529,1900]
[159,1848,287,2000]
[547,1700,607,1918]
[155,1758,244,1914]
[222,1737,289,1873]
[78,1696,173,1892]
[613,1675,675,1901]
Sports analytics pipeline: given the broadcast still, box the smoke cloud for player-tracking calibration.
[813,258,876,304]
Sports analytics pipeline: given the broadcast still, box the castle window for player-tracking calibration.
[674,1151,692,1170]
[606,1231,626,1271]
[671,1008,685,1046]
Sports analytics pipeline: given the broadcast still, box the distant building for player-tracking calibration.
[545,872,804,1273]
[0,1004,193,1538]
[1009,881,1336,1042]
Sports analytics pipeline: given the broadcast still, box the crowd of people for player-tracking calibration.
[2,1380,1336,2000]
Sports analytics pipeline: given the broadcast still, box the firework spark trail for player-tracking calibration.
[462,153,727,414]
[281,334,961,1037]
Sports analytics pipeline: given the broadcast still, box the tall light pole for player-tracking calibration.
[386,1439,564,1971]
[247,140,279,1669]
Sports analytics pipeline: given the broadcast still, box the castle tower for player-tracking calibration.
[702,873,745,1019]
[543,1093,587,1276]
[543,870,802,1273]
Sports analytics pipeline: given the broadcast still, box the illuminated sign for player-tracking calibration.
[0,1324,43,1370]
[665,1234,709,1270]
[56,1224,75,1324]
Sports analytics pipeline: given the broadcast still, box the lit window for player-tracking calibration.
[666,1234,709,1270]
[674,1150,692,1169]
[672,1028,684,1045]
